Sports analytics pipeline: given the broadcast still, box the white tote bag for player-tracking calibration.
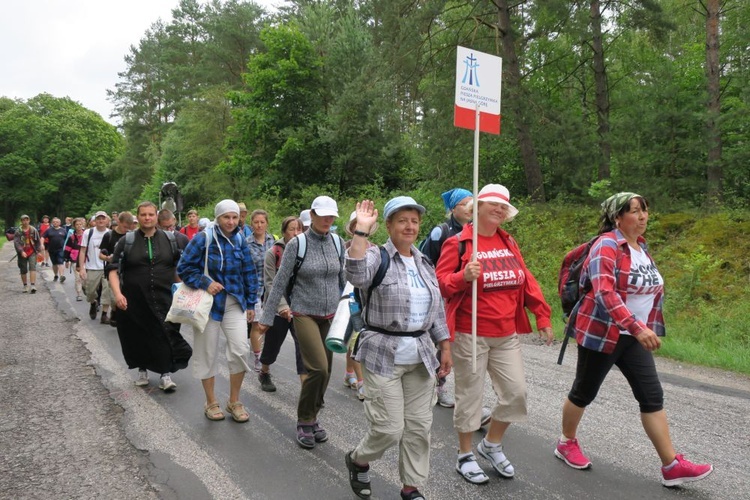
[167,228,213,332]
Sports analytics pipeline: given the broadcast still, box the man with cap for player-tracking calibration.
[237,202,252,239]
[78,211,112,323]
[14,215,43,293]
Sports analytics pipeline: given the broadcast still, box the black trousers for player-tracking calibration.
[568,335,664,413]
[259,314,305,375]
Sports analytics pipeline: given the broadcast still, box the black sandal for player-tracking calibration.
[401,489,426,500]
[345,451,371,499]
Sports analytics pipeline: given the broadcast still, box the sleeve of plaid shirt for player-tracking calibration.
[588,238,646,335]
[177,232,213,291]
[239,239,258,310]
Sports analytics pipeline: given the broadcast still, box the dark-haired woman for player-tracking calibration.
[257,216,306,392]
[555,192,713,487]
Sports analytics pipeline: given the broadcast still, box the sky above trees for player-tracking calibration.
[0,0,278,124]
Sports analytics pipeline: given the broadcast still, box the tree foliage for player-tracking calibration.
[0,95,122,227]
[6,0,745,217]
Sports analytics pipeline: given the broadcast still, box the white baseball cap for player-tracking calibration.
[299,209,311,228]
[311,196,339,217]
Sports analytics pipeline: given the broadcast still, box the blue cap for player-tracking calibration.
[383,196,426,220]
[441,188,472,211]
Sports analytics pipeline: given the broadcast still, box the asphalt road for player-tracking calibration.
[1,243,748,499]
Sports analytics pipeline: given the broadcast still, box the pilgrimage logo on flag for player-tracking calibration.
[454,46,502,135]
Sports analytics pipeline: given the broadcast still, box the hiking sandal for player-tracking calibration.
[204,402,225,421]
[225,401,249,423]
[456,453,490,484]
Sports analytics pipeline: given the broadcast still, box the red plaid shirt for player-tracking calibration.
[569,230,665,354]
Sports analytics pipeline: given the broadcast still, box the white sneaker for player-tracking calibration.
[436,385,455,408]
[159,374,177,392]
[134,370,149,386]
[22,285,29,293]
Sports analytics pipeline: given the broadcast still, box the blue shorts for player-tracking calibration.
[50,249,65,265]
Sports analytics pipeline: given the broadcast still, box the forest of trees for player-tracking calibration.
[2,0,748,223]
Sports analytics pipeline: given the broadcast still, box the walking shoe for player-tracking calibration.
[134,370,149,386]
[159,374,177,392]
[89,301,98,319]
[477,439,515,477]
[344,372,357,388]
[258,371,276,392]
[661,454,713,487]
[23,285,29,293]
[30,285,36,294]
[480,407,492,427]
[76,295,83,302]
[345,451,371,498]
[400,489,426,500]
[59,275,66,284]
[100,313,109,325]
[456,452,490,484]
[436,385,455,408]
[296,423,316,449]
[53,275,59,282]
[312,421,328,443]
[356,381,365,401]
[554,438,592,469]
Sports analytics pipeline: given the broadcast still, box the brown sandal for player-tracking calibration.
[204,402,225,421]
[225,401,249,423]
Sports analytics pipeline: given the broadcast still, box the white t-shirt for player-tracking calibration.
[83,228,109,270]
[394,255,432,365]
[621,246,663,335]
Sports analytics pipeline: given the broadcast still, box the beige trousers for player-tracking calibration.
[192,296,252,379]
[353,363,437,487]
[452,332,528,433]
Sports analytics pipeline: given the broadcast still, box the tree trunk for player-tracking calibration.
[496,0,546,201]
[705,0,722,204]
[590,0,611,180]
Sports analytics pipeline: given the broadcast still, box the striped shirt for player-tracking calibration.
[346,239,449,377]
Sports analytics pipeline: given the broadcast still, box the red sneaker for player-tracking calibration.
[661,454,713,487]
[554,438,592,469]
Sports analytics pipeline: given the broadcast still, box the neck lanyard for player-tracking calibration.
[147,237,153,262]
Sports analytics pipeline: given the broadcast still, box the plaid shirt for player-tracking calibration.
[346,239,449,377]
[569,230,665,354]
[247,232,275,295]
[177,227,258,321]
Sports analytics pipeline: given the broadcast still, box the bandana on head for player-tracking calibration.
[601,192,639,222]
[441,188,472,211]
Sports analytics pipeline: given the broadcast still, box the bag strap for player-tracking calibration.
[363,246,390,326]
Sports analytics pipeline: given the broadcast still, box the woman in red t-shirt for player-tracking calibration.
[436,183,553,485]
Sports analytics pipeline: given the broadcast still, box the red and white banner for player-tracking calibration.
[454,46,502,135]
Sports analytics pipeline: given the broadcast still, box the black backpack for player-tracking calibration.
[558,236,599,321]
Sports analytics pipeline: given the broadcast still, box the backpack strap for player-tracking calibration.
[163,230,180,262]
[285,233,307,301]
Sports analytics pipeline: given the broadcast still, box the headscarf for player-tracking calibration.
[215,199,240,219]
[441,188,472,211]
[601,192,639,222]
